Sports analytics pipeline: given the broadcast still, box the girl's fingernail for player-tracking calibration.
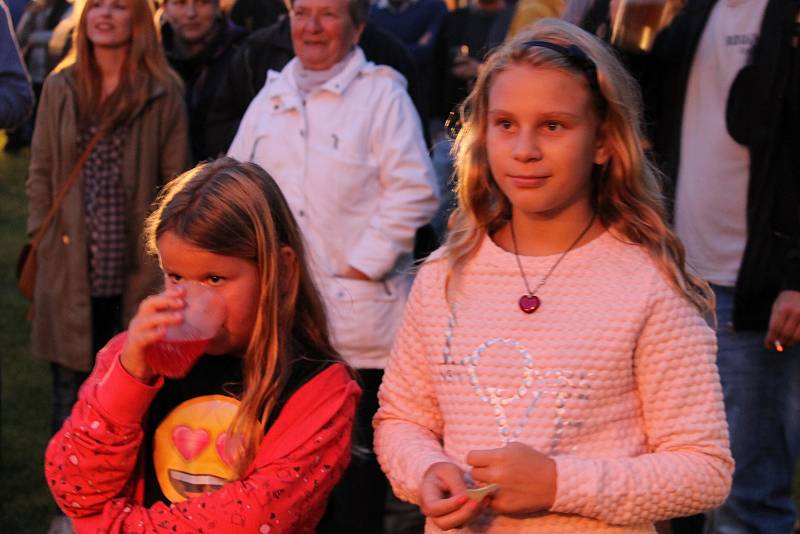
[456,495,468,505]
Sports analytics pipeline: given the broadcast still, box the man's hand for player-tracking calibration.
[451,56,480,80]
[121,286,186,383]
[467,442,557,515]
[765,290,800,350]
[418,31,433,47]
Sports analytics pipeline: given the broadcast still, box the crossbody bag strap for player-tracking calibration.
[28,128,105,249]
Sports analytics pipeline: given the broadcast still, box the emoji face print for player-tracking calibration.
[154,395,240,502]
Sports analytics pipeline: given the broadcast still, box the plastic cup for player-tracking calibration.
[144,282,227,378]
[450,44,470,61]
[610,0,680,53]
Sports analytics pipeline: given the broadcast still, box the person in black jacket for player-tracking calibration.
[205,13,426,158]
[642,1,800,532]
[161,0,246,162]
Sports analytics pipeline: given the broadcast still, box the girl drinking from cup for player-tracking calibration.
[45,158,361,533]
[374,19,732,533]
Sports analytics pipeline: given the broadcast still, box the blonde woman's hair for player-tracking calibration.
[56,0,181,130]
[145,158,342,478]
[445,18,713,315]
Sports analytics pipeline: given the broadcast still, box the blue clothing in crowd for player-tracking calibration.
[4,0,27,25]
[0,0,34,129]
[368,0,446,62]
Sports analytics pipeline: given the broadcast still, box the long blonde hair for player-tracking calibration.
[145,158,342,477]
[56,0,180,129]
[445,18,713,315]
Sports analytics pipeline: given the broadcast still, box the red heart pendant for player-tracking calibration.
[518,294,540,314]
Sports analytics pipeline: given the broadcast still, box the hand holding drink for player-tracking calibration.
[147,282,226,377]
[610,0,681,53]
[450,44,480,80]
[122,282,227,381]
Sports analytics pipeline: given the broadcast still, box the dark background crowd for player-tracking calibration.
[1,0,798,532]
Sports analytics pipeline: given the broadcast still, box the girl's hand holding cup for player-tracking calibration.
[467,442,557,515]
[122,282,226,382]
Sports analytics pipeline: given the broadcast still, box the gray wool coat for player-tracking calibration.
[26,67,190,372]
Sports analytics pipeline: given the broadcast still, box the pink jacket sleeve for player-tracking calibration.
[550,272,734,524]
[374,264,453,504]
[45,334,361,533]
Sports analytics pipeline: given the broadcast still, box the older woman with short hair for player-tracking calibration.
[228,0,438,530]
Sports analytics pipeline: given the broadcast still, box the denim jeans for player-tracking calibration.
[705,286,800,534]
[50,295,121,434]
[429,132,455,242]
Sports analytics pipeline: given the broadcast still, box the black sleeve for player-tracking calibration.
[205,43,256,158]
[430,14,458,122]
[205,19,294,158]
[360,23,431,146]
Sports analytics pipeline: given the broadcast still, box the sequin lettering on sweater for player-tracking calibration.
[441,311,592,449]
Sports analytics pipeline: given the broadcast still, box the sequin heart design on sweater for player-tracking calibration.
[172,426,210,461]
[463,337,541,445]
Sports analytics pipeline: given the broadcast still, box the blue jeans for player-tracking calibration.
[51,295,121,434]
[429,131,455,241]
[705,286,800,534]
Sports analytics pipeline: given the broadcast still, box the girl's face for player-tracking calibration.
[486,64,609,222]
[86,0,133,49]
[157,231,260,356]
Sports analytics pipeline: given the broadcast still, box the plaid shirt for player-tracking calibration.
[80,125,128,297]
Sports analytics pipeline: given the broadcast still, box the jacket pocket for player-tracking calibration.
[323,276,408,365]
[308,139,380,214]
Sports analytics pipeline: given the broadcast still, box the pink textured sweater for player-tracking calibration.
[374,231,733,533]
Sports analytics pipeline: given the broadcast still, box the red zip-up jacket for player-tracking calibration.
[45,333,361,533]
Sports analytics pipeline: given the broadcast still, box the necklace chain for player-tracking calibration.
[510,212,596,298]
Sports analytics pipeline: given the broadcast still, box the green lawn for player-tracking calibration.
[0,134,54,532]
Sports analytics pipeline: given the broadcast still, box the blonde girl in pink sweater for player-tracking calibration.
[374,19,733,533]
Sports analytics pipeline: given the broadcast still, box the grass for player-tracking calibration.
[0,133,54,533]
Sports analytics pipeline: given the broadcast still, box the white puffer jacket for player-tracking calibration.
[229,47,438,368]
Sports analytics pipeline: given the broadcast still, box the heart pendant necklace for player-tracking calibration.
[510,212,596,314]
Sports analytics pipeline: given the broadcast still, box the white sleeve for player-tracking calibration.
[346,84,439,280]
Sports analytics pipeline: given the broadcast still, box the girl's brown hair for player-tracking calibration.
[145,157,341,477]
[445,18,713,315]
[56,0,180,129]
